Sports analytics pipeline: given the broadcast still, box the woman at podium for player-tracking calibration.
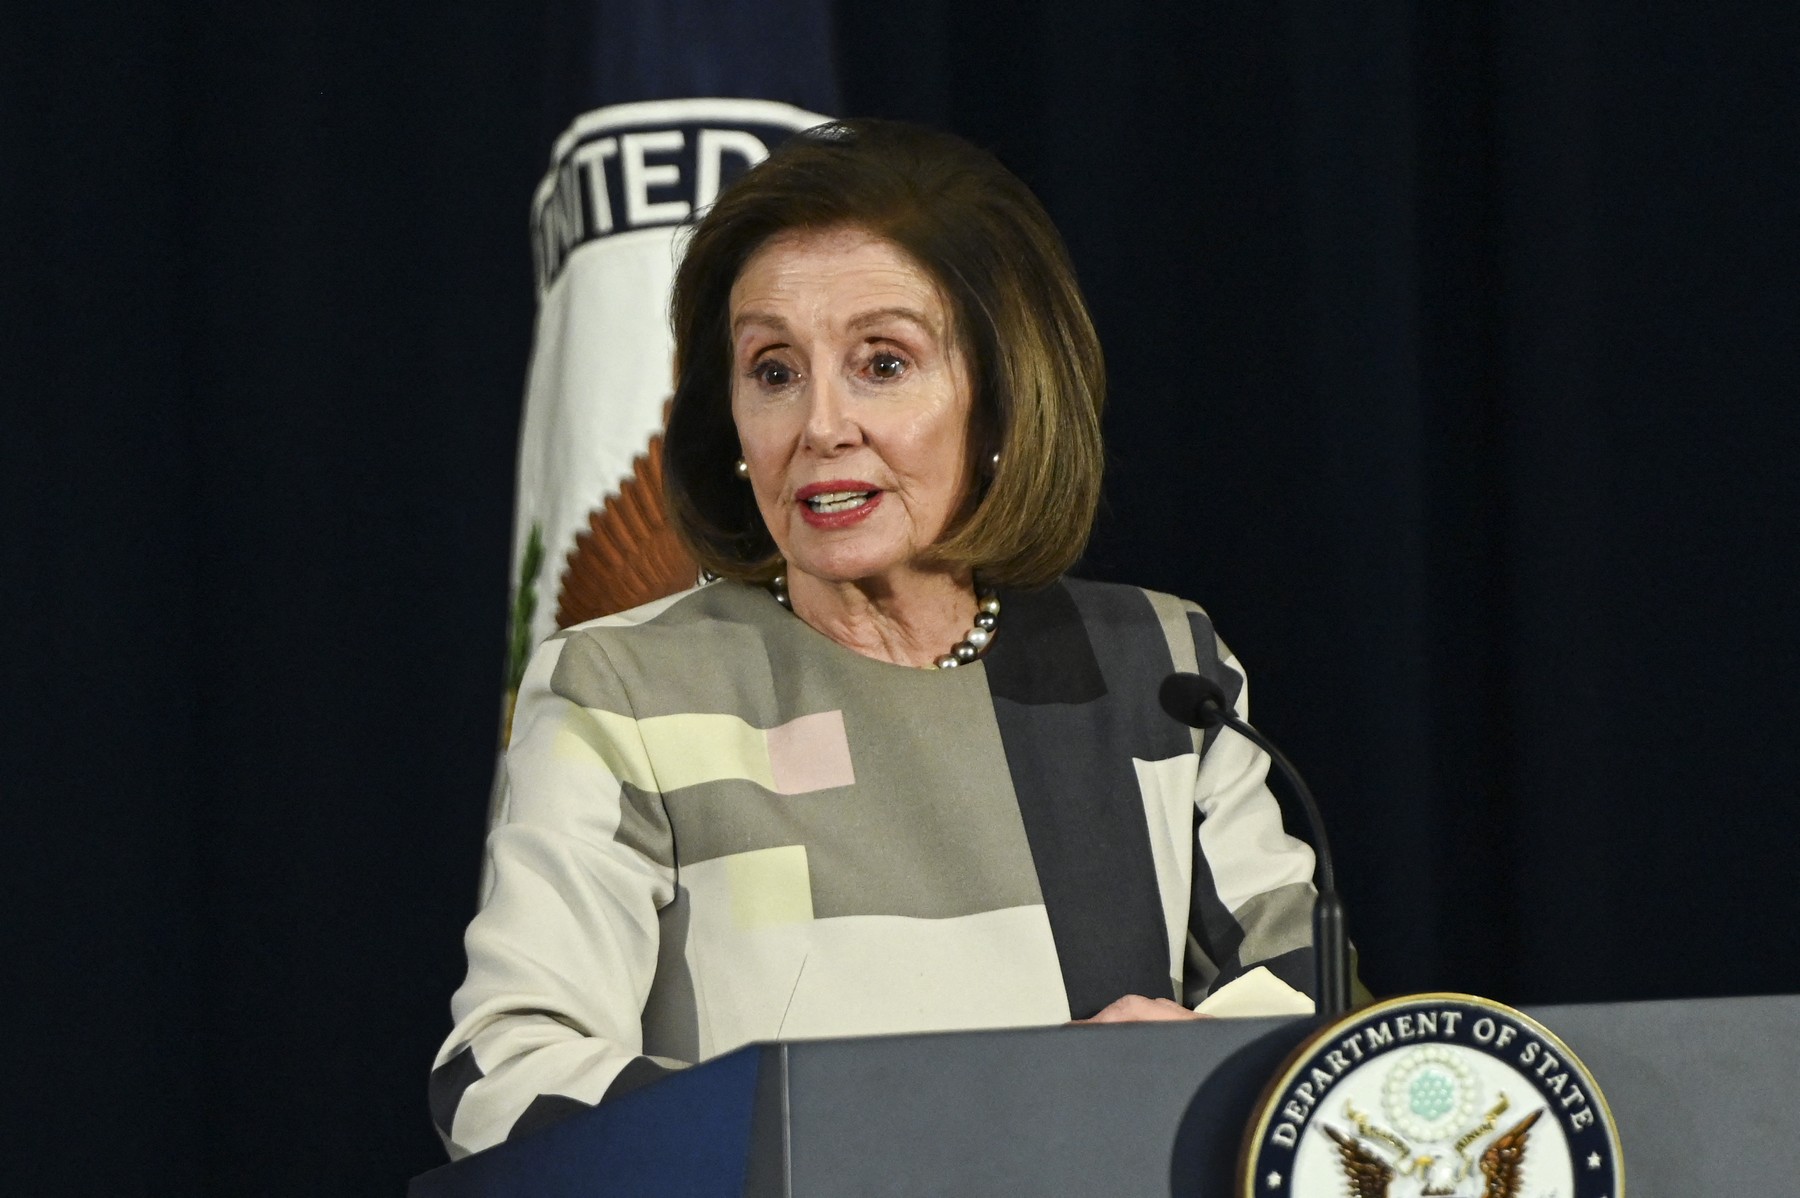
[431,120,1321,1159]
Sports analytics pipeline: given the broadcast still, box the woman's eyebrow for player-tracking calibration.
[846,306,936,335]
[731,310,790,339]
[730,306,939,343]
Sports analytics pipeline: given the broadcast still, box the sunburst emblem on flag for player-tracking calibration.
[554,422,697,629]
[500,418,698,748]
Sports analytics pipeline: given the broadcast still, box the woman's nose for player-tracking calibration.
[802,375,861,454]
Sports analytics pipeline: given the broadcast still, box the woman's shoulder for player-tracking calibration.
[1027,576,1219,640]
[555,578,771,640]
[979,576,1241,724]
[1033,576,1237,681]
[528,580,781,698]
[1056,575,1212,615]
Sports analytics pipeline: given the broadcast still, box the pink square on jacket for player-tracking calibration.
[766,710,856,795]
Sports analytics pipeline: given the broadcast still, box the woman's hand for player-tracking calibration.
[1071,995,1212,1024]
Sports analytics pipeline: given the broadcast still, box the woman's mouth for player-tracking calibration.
[806,490,873,512]
[796,481,882,528]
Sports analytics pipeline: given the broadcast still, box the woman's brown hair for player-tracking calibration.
[664,119,1104,587]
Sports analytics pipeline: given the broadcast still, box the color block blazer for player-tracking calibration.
[431,577,1318,1158]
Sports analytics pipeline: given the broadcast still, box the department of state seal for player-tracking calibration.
[1239,993,1623,1197]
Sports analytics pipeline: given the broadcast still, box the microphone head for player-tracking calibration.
[1159,671,1228,730]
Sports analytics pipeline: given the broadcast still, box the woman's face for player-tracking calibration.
[729,226,976,590]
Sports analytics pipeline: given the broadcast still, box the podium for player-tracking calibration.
[411,993,1798,1196]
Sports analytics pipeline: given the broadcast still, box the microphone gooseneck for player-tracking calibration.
[1158,671,1352,1018]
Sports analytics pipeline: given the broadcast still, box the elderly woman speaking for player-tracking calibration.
[432,120,1320,1158]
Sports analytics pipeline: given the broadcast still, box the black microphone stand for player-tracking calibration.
[1160,674,1352,1019]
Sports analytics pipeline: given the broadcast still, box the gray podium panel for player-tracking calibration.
[1522,994,1800,1193]
[752,1015,1311,1196]
[755,995,1800,1195]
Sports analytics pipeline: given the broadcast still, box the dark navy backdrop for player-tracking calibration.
[6,0,1797,1192]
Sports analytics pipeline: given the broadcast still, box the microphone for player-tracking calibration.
[1158,672,1352,1018]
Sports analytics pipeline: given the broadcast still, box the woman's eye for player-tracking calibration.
[869,352,906,380]
[750,360,795,387]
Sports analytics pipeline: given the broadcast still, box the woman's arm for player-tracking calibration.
[430,632,680,1159]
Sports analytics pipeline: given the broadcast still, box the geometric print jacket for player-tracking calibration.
[430,576,1318,1158]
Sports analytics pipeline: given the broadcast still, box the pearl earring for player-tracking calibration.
[734,458,749,480]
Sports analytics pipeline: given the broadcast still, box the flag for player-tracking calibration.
[501,5,837,747]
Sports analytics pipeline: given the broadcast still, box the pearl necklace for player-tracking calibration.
[768,574,1001,669]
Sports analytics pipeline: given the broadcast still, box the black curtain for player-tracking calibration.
[8,1,1796,1192]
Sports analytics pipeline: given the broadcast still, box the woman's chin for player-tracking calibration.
[783,548,917,591]
[787,560,896,589]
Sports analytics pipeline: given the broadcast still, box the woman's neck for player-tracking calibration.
[784,567,978,668]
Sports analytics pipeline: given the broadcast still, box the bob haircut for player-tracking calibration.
[664,119,1105,588]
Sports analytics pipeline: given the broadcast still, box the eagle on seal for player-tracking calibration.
[1322,1108,1544,1198]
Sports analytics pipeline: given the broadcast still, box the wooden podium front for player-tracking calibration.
[411,993,1799,1196]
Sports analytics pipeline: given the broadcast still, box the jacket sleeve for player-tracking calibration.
[429,631,682,1159]
[1182,623,1322,1005]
